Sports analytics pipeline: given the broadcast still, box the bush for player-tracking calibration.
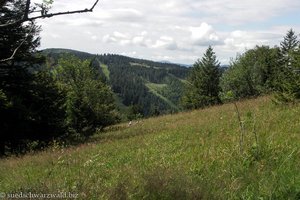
[55,55,120,138]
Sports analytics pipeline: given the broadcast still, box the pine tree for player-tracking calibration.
[280,29,299,56]
[274,29,300,103]
[279,29,299,67]
[182,46,221,109]
[0,0,65,155]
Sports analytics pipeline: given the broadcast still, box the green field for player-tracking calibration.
[97,58,110,80]
[146,82,178,111]
[129,62,160,69]
[0,96,299,199]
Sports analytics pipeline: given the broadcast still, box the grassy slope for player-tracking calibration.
[130,62,151,68]
[0,96,299,199]
[129,62,160,69]
[96,58,110,80]
[146,82,179,111]
[95,58,129,117]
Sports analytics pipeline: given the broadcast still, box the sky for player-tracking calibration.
[33,0,300,65]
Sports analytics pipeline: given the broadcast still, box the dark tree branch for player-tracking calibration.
[24,0,31,20]
[0,25,34,62]
[0,40,25,62]
[0,0,100,62]
[0,0,100,28]
[0,0,8,9]
[90,0,99,10]
[29,3,98,21]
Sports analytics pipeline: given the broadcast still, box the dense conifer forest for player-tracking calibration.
[42,48,190,118]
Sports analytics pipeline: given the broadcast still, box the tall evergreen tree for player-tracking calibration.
[280,29,299,65]
[1,0,39,155]
[274,29,300,103]
[0,0,65,155]
[182,46,221,109]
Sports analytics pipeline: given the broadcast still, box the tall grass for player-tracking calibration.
[0,96,299,199]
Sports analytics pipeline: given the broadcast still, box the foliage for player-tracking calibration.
[220,30,300,103]
[127,104,144,121]
[279,29,299,66]
[54,55,119,137]
[220,46,280,100]
[273,29,300,103]
[98,54,188,116]
[182,46,221,109]
[44,50,190,117]
[0,0,65,155]
[0,0,40,60]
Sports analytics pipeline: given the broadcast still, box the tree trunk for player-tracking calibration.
[0,140,5,156]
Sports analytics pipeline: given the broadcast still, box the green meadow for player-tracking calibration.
[0,96,299,199]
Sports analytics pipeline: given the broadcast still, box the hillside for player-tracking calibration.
[42,48,190,118]
[0,96,299,199]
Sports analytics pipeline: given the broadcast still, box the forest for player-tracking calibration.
[43,48,190,118]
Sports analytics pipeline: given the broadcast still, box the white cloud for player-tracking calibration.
[231,31,245,38]
[152,36,178,50]
[121,51,137,56]
[189,0,300,25]
[119,40,131,46]
[189,23,223,46]
[96,8,145,23]
[37,0,300,64]
[141,31,148,36]
[102,35,114,43]
[132,36,144,45]
[113,31,129,39]
[221,30,283,53]
[158,1,191,15]
[91,35,98,40]
[49,33,61,39]
[103,31,131,46]
[132,36,151,47]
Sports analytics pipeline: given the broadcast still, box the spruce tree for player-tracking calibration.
[0,0,65,155]
[274,29,300,103]
[182,46,221,109]
[280,29,298,54]
[279,29,299,67]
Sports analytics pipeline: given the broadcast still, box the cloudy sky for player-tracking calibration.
[34,0,300,65]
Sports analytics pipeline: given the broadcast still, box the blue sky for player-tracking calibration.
[34,0,300,64]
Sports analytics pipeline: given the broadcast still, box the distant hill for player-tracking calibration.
[42,48,190,118]
[42,48,94,60]
[159,60,192,68]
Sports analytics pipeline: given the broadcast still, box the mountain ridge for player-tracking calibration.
[41,48,190,119]
[42,48,191,68]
